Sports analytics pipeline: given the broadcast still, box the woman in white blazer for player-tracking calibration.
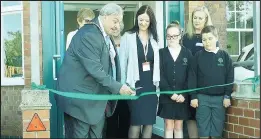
[119,5,160,138]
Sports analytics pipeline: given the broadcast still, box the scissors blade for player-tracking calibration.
[135,87,143,90]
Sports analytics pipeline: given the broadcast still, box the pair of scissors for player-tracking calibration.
[126,83,143,91]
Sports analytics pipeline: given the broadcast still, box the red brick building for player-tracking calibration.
[1,1,259,138]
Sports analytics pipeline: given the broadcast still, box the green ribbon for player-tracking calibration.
[242,76,260,92]
[31,76,259,100]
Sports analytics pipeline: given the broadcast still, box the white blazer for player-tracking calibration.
[119,32,160,89]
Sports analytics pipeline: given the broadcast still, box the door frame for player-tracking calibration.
[64,1,140,12]
[42,1,64,138]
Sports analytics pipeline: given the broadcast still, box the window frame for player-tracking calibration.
[253,1,260,76]
[1,1,25,86]
[231,1,259,99]
[226,1,254,57]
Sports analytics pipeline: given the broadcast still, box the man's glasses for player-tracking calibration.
[166,34,180,40]
[84,19,91,23]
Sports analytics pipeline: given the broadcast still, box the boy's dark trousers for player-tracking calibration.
[104,100,130,138]
[196,94,226,137]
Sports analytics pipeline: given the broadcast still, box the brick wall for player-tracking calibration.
[224,99,260,138]
[204,1,227,50]
[1,86,24,137]
[1,1,42,137]
[22,109,50,138]
[23,1,31,88]
[184,1,204,28]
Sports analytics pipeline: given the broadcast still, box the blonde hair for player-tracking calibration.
[186,6,213,39]
[77,8,95,23]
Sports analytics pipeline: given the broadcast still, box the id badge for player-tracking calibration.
[142,62,150,71]
[195,42,204,47]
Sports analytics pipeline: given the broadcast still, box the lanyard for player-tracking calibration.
[138,33,149,62]
[144,43,148,62]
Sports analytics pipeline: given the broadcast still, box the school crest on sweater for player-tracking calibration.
[217,58,224,66]
[183,58,188,65]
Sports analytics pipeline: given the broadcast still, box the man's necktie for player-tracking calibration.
[105,36,116,80]
[105,36,116,65]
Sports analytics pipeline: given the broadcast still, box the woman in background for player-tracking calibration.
[65,8,95,50]
[182,6,213,138]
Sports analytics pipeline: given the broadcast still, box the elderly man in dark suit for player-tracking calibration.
[55,3,135,138]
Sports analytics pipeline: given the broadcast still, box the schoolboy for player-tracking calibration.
[190,25,234,138]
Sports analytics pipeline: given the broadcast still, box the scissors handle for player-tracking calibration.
[126,83,143,91]
[126,83,136,91]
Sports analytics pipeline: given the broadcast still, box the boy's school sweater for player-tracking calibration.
[191,49,234,100]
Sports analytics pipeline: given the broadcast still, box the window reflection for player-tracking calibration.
[227,32,239,55]
[2,13,23,78]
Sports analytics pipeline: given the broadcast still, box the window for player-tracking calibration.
[1,1,24,85]
[226,1,254,57]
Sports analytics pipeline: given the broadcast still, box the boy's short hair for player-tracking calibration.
[201,25,218,38]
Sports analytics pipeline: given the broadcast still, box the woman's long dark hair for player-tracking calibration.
[128,5,158,42]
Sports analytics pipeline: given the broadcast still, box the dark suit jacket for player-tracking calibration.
[55,17,122,125]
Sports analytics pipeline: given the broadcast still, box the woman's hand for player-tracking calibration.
[171,94,178,101]
[176,95,185,103]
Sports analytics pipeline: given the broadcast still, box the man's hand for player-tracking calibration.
[119,84,135,95]
[176,95,185,103]
[223,98,231,108]
[171,94,178,101]
[190,99,198,108]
